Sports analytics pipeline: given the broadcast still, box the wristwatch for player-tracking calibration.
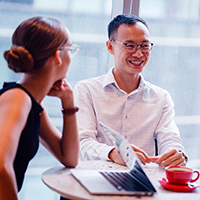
[178,150,188,163]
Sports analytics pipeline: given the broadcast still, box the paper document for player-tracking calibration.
[99,121,137,170]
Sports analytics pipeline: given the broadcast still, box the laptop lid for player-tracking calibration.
[70,122,156,196]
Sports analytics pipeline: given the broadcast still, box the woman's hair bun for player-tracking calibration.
[3,46,34,73]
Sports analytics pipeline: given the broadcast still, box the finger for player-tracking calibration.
[161,157,185,167]
[156,149,177,164]
[136,152,150,165]
[131,144,151,162]
[149,156,159,162]
[179,161,186,166]
[136,153,146,165]
[61,79,72,89]
[131,144,143,152]
[158,152,184,167]
[52,80,62,90]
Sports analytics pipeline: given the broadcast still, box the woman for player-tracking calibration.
[0,16,80,200]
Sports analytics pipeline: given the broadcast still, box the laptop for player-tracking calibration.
[70,122,156,196]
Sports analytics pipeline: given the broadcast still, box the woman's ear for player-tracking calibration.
[54,50,62,66]
[106,40,114,55]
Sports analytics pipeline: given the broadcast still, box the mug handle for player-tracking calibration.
[190,170,200,183]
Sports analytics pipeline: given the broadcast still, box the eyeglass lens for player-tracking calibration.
[125,42,152,53]
[70,45,80,58]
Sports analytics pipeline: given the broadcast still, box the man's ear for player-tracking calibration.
[54,50,62,66]
[106,40,114,55]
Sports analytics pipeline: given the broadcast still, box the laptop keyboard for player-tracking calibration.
[99,171,150,191]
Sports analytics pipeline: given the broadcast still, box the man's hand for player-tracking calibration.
[131,144,151,165]
[109,145,152,166]
[109,147,186,167]
[154,149,186,167]
[108,148,126,166]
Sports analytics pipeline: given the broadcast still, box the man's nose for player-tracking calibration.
[131,47,143,57]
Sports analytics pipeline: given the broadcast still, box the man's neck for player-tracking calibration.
[113,68,140,94]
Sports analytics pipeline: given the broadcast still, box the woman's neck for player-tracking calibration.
[18,71,55,103]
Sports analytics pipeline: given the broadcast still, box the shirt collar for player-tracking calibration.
[102,67,116,88]
[137,74,145,92]
[102,66,146,93]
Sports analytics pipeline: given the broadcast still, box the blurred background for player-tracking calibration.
[0,0,200,199]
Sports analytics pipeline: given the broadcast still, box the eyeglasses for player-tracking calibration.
[60,44,80,58]
[110,39,153,54]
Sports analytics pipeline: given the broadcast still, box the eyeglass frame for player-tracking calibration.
[110,39,153,54]
[60,44,80,58]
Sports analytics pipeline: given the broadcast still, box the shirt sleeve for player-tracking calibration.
[74,82,115,161]
[155,90,186,155]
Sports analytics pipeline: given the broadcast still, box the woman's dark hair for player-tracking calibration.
[108,14,148,39]
[4,16,68,73]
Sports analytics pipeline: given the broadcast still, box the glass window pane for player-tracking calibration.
[140,0,200,167]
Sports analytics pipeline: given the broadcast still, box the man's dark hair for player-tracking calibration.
[108,14,148,39]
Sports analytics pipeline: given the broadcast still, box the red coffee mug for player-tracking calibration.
[165,166,200,185]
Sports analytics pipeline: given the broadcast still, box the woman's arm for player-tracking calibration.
[0,88,31,200]
[39,106,79,167]
[39,79,79,167]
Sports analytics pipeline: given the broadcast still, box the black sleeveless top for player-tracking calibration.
[0,82,43,191]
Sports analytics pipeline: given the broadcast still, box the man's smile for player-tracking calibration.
[128,59,144,67]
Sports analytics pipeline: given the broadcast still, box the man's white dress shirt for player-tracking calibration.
[74,67,185,161]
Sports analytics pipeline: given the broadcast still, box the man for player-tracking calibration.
[74,14,187,167]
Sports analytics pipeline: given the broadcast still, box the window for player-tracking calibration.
[140,0,200,168]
